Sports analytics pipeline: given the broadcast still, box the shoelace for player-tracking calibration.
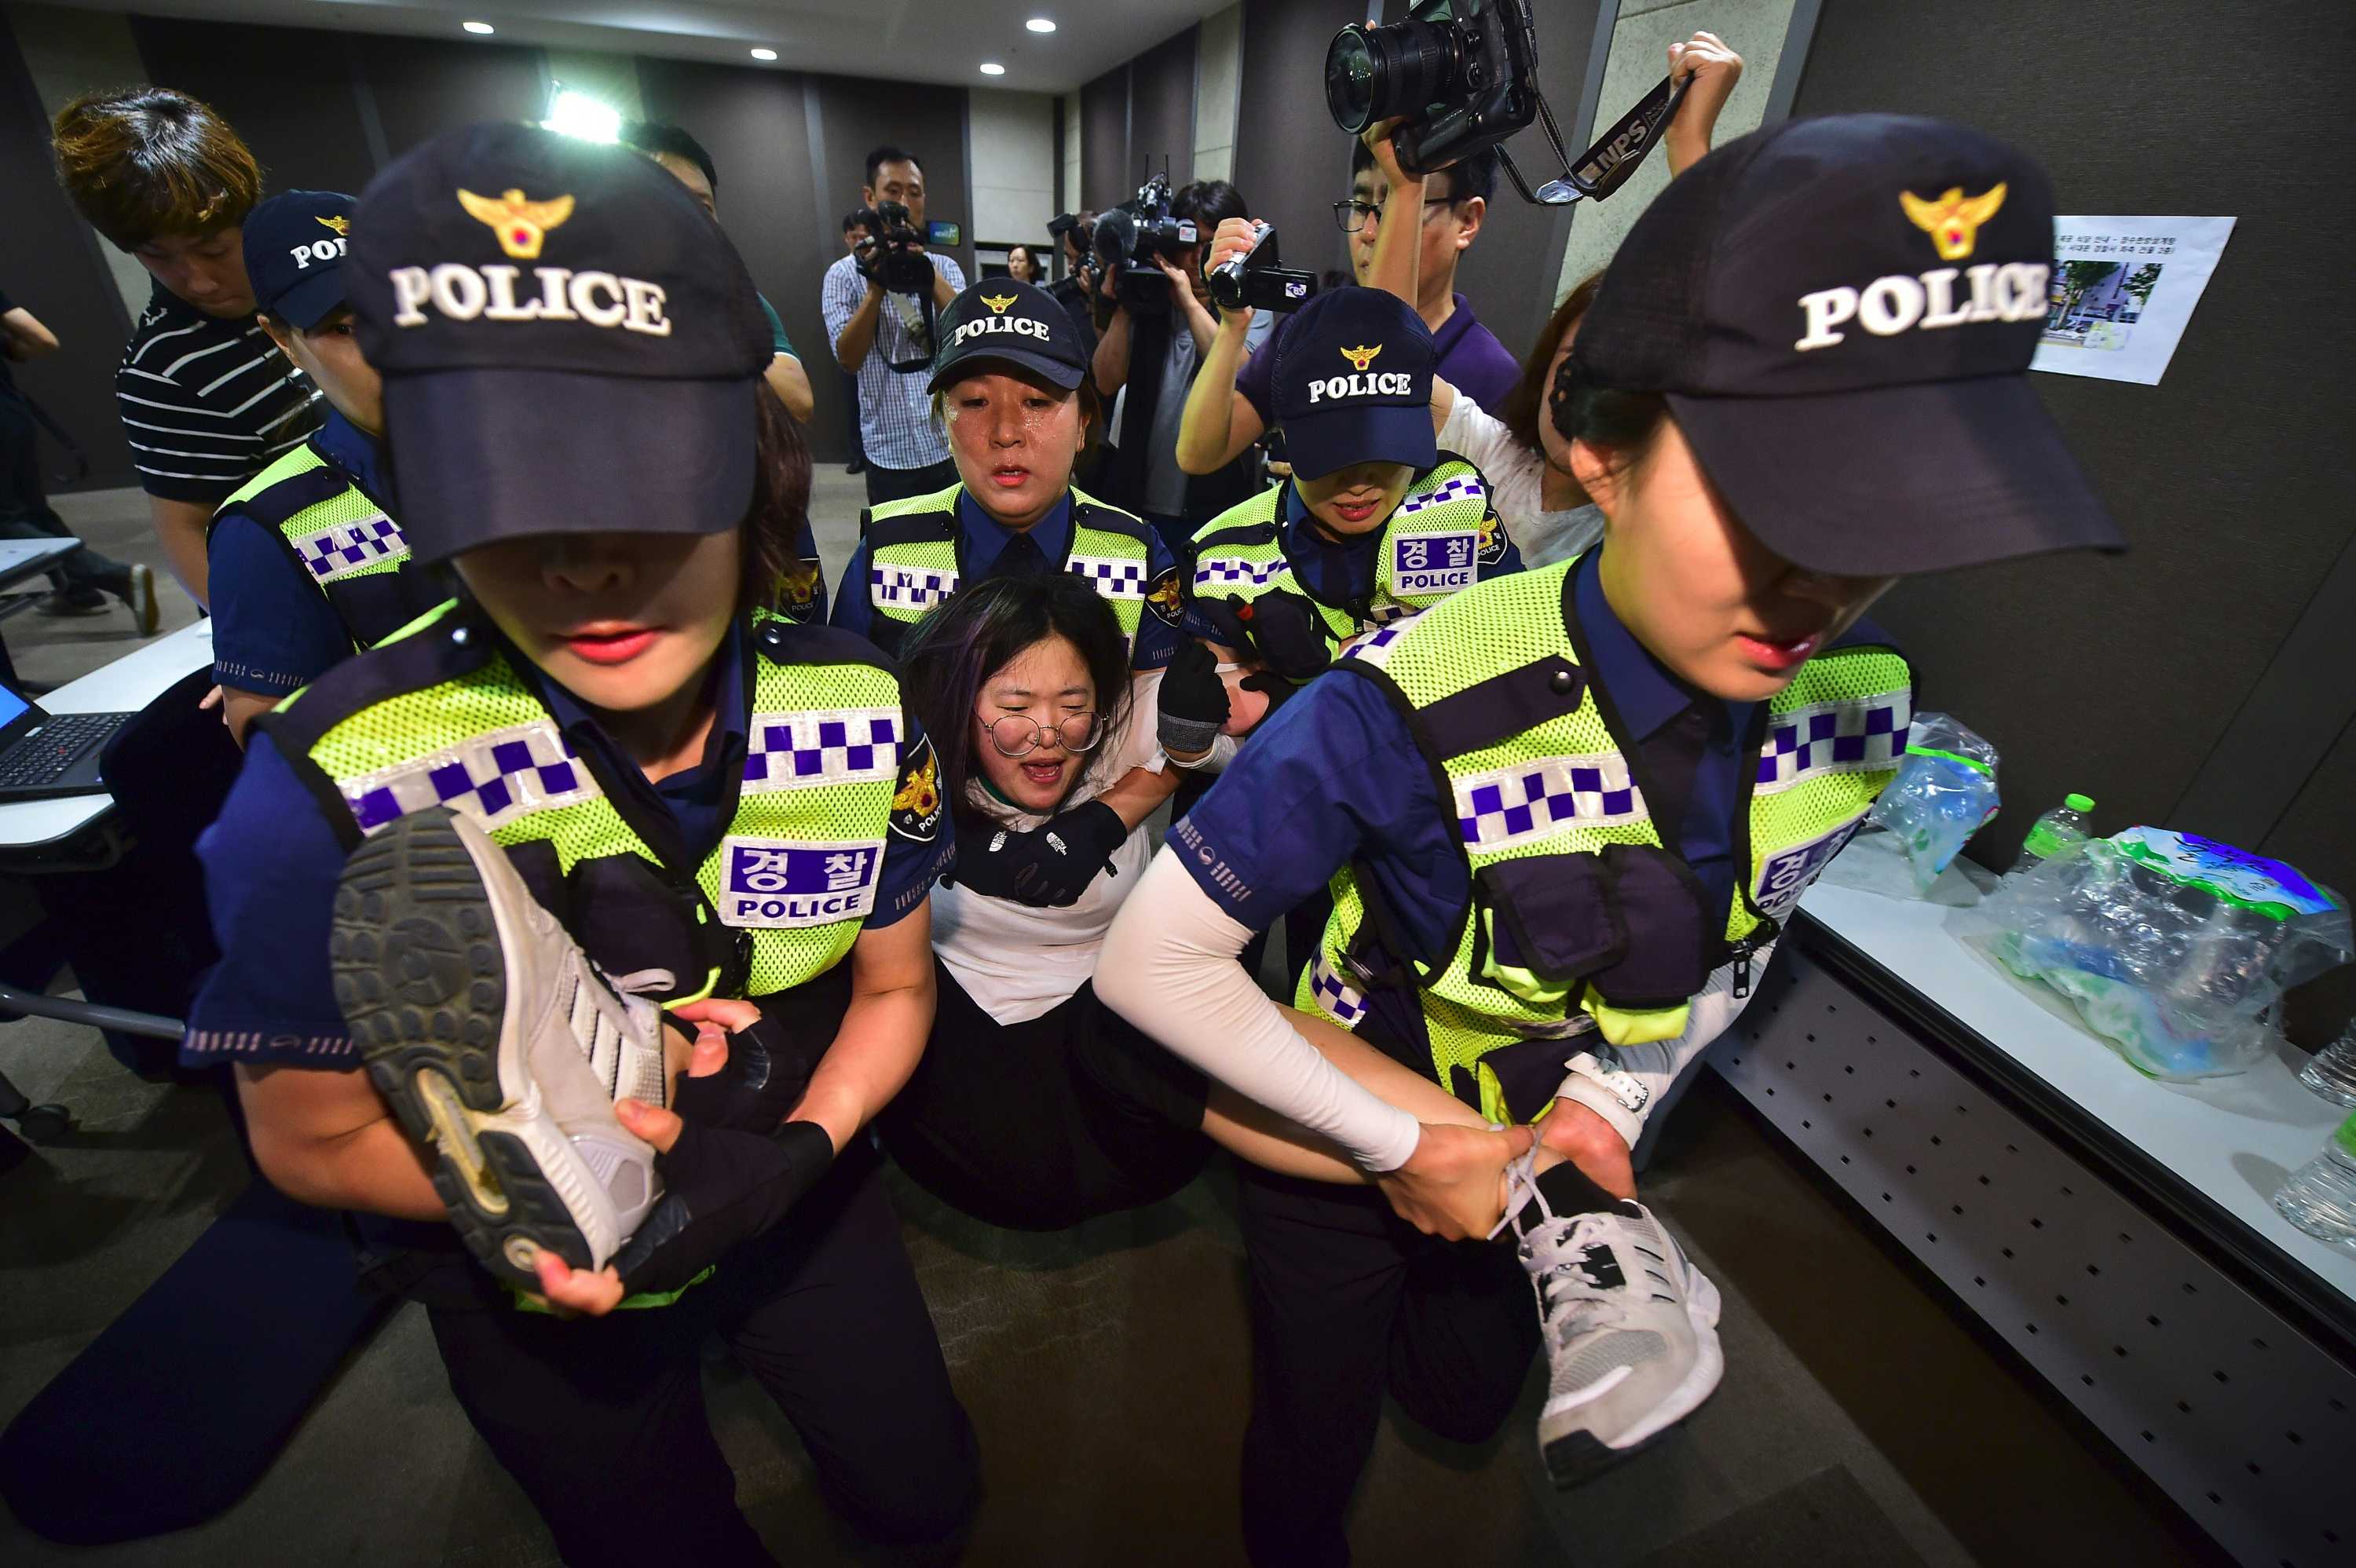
[1492,1152,1649,1340]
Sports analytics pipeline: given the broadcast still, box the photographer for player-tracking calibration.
[821,146,964,505]
[1088,180,1273,557]
[624,121,814,424]
[1175,144,1510,483]
[1044,210,1099,353]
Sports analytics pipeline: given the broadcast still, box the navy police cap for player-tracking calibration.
[1571,112,2124,577]
[243,190,355,332]
[1271,287,1437,482]
[928,278,1089,393]
[347,121,770,565]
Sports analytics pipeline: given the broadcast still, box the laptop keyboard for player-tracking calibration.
[0,712,127,787]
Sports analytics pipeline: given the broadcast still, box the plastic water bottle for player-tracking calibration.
[2014,792,2096,872]
[2298,1019,2356,1107]
[2274,1112,2356,1250]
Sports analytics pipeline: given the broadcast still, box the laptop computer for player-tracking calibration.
[0,679,135,800]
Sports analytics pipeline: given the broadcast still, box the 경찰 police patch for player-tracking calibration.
[890,735,942,842]
[719,838,882,928]
[1392,531,1477,595]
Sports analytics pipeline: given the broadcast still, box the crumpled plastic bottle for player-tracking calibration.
[1865,712,1999,895]
[1961,828,2353,1080]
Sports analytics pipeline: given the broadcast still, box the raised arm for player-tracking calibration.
[1666,31,1746,177]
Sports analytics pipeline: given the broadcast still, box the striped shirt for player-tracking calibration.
[115,282,321,503]
[821,250,964,471]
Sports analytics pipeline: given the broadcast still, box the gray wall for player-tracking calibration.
[0,11,985,473]
[0,5,136,488]
[1790,0,2356,1040]
[1231,0,1364,283]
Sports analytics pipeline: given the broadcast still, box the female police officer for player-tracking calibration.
[180,124,975,1565]
[1100,115,2123,1562]
[830,275,1183,676]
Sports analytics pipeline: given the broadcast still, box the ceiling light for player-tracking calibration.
[1026,17,1056,31]
[749,47,777,60]
[542,86,621,144]
[462,20,494,34]
[979,62,1006,75]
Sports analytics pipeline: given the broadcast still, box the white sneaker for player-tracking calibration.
[332,806,669,1288]
[1498,1157,1725,1487]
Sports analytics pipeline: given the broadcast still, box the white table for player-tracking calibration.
[1794,834,2356,1319]
[0,619,215,855]
[0,537,81,591]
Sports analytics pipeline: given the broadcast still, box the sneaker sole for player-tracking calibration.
[331,810,599,1292]
[1542,1267,1726,1489]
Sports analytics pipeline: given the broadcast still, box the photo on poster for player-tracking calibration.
[2031,216,2236,386]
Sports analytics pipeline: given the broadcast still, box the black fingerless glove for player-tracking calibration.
[949,801,1128,908]
[1158,639,1230,756]
[668,1012,811,1134]
[612,1120,835,1296]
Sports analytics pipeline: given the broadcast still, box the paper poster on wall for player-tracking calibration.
[2031,215,2236,386]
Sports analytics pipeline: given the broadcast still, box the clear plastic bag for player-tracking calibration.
[1866,712,1999,894]
[1959,828,2353,1080]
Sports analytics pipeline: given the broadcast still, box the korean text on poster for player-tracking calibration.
[2031,215,2236,386]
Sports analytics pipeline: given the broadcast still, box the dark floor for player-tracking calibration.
[0,481,2225,1565]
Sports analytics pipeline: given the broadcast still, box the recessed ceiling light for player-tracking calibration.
[749,47,777,60]
[462,20,495,34]
[543,86,621,143]
[1026,16,1056,32]
[979,62,1007,75]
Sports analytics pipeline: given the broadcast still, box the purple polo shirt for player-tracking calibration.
[1238,291,1523,423]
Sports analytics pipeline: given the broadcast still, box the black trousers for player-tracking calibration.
[424,1149,978,1566]
[0,397,131,598]
[1237,1167,1538,1566]
[862,455,957,508]
[879,960,1211,1231]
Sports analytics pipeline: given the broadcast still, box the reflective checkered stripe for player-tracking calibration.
[866,484,1152,646]
[1301,950,1368,1028]
[218,443,414,648]
[1187,459,1503,668]
[1308,558,1910,1084]
[298,613,904,998]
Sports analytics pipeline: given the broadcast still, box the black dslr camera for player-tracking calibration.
[1205,223,1319,316]
[1092,171,1198,314]
[1325,0,1685,206]
[851,199,932,294]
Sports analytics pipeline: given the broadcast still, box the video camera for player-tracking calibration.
[1205,223,1319,316]
[1092,170,1198,313]
[1324,0,1685,206]
[851,199,932,294]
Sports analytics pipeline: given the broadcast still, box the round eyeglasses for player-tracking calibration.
[1332,194,1455,233]
[980,711,1104,757]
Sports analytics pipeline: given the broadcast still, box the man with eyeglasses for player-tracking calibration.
[1175,146,1516,481]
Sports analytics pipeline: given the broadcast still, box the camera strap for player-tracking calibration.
[1501,73,1692,207]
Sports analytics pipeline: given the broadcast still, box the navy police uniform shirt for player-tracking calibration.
[181,617,946,1072]
[208,409,394,697]
[1169,548,1890,1050]
[1183,479,1524,644]
[834,488,1180,671]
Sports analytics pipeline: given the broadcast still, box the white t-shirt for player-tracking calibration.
[1436,391,1604,568]
[929,668,1167,1025]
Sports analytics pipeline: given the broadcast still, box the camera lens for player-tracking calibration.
[1325,17,1459,134]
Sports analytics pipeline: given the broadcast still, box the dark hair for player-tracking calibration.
[1005,243,1041,281]
[621,121,719,194]
[1551,356,1670,474]
[1174,179,1249,231]
[865,144,921,188]
[1348,139,1494,206]
[1498,268,1606,455]
[840,210,869,235]
[53,86,262,250]
[741,386,813,614]
[899,575,1136,828]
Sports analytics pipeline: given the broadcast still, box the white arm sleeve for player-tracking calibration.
[1169,732,1239,773]
[1097,850,1424,1172]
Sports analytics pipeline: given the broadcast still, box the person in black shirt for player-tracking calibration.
[52,87,321,605]
[0,287,156,633]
